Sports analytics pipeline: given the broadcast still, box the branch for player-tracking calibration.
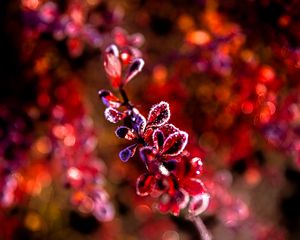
[189,215,212,240]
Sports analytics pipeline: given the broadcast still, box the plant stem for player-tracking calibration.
[189,215,212,240]
[119,87,129,104]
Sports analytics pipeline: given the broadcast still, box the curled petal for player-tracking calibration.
[98,90,122,108]
[104,107,124,123]
[136,173,155,196]
[115,126,136,140]
[181,178,205,196]
[188,193,210,216]
[153,129,165,150]
[119,144,137,162]
[104,45,122,88]
[161,131,188,156]
[147,101,170,127]
[123,58,145,85]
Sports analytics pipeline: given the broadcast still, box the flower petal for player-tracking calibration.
[188,193,210,216]
[171,190,190,216]
[161,131,188,156]
[143,128,154,145]
[115,126,136,140]
[136,173,155,196]
[153,129,165,149]
[139,147,157,170]
[104,107,124,123]
[158,124,180,137]
[131,108,146,135]
[181,178,205,196]
[123,58,145,85]
[98,89,122,108]
[147,101,170,127]
[158,193,172,213]
[162,159,179,172]
[119,144,137,162]
[104,44,122,88]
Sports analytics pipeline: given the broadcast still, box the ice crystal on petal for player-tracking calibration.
[104,107,124,123]
[159,124,179,136]
[159,164,170,176]
[162,131,188,156]
[147,101,171,127]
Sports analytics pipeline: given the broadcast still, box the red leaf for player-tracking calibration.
[119,144,137,162]
[158,124,179,137]
[136,173,155,196]
[131,108,146,135]
[181,178,205,196]
[123,58,144,85]
[115,126,136,140]
[139,147,157,171]
[188,193,210,216]
[147,101,170,127]
[153,129,165,149]
[161,131,188,156]
[143,128,154,145]
[104,45,122,88]
[98,90,122,108]
[158,194,172,213]
[104,107,124,123]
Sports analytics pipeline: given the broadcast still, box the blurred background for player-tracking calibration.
[1,0,300,239]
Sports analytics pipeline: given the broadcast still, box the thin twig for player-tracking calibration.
[189,215,212,240]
